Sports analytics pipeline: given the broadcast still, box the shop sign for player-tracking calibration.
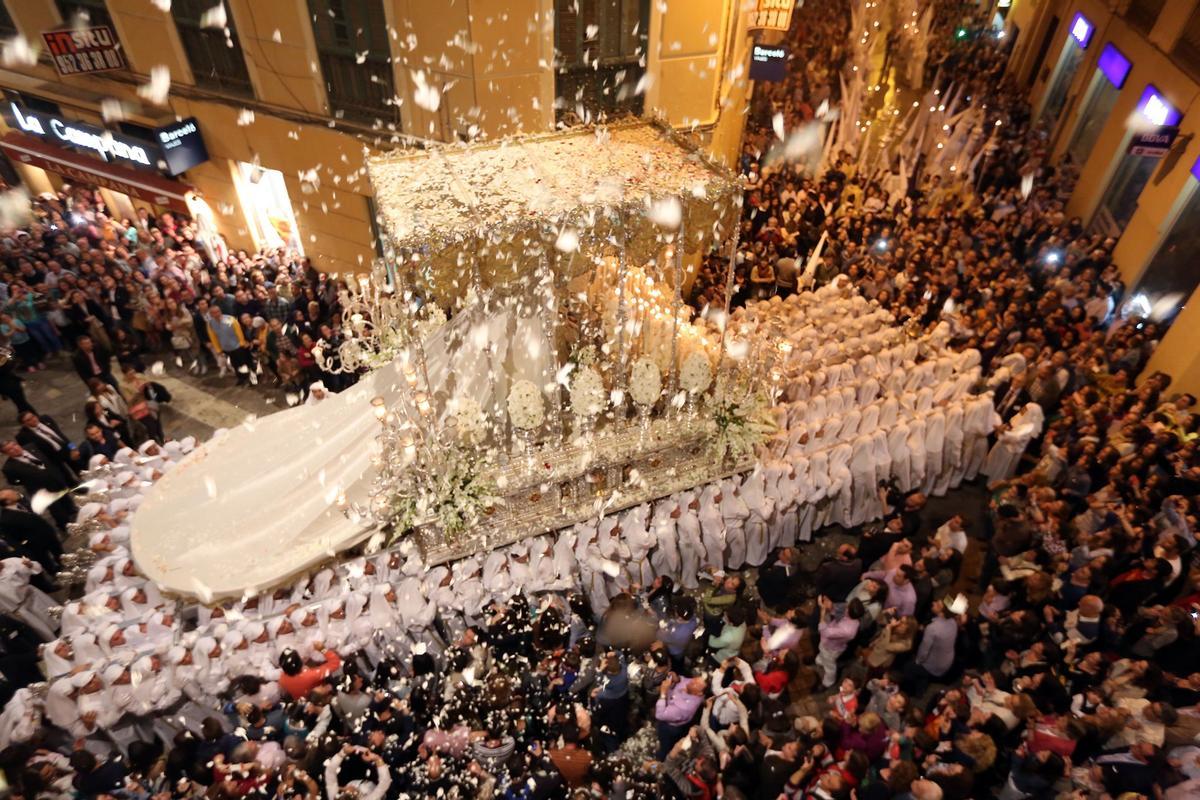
[750,44,789,82]
[155,117,209,176]
[748,0,794,32]
[7,102,153,167]
[42,25,126,76]
[5,103,210,176]
[1128,126,1179,158]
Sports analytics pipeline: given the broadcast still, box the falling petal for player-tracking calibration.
[137,65,171,105]
[200,2,227,28]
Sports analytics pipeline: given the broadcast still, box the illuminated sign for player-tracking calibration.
[750,44,788,81]
[155,117,209,176]
[3,103,209,176]
[749,0,794,32]
[1136,85,1180,126]
[1069,12,1094,49]
[1097,43,1131,89]
[8,103,152,166]
[41,25,126,76]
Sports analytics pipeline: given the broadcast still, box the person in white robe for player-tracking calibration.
[887,418,912,492]
[961,393,999,481]
[859,402,881,436]
[44,672,95,738]
[765,458,798,549]
[719,479,751,570]
[921,406,947,496]
[838,407,862,444]
[740,469,776,567]
[482,550,515,604]
[936,401,966,495]
[982,402,1044,482]
[41,637,78,678]
[675,491,705,588]
[905,416,928,492]
[697,485,726,569]
[826,442,854,527]
[0,687,44,750]
[621,504,656,588]
[0,557,57,640]
[573,521,611,617]
[849,433,878,527]
[648,499,682,581]
[799,450,830,541]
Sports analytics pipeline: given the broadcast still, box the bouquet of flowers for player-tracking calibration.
[507,379,545,430]
[679,352,713,395]
[629,357,662,408]
[710,390,777,463]
[569,365,606,418]
[384,440,500,543]
[414,303,447,343]
[450,396,487,444]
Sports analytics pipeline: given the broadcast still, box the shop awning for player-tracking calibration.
[0,131,194,213]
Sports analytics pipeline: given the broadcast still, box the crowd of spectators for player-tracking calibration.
[1,1,1199,799]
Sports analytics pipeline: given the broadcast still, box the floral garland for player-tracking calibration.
[679,352,713,395]
[710,390,777,462]
[507,379,545,430]
[629,357,662,407]
[569,365,607,418]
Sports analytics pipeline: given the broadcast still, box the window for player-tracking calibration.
[0,2,17,38]
[1125,0,1165,36]
[1173,5,1200,81]
[1127,183,1200,325]
[1038,39,1084,124]
[1093,152,1161,236]
[554,0,649,123]
[1066,72,1120,166]
[172,0,254,98]
[307,0,398,126]
[55,0,114,30]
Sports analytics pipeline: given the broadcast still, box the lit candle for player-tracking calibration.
[371,396,387,420]
[414,392,431,416]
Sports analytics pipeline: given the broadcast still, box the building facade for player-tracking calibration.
[0,0,754,274]
[993,0,1200,394]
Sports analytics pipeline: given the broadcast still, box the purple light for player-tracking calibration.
[1069,12,1094,49]
[1097,43,1131,89]
[1191,156,1200,182]
[1136,85,1181,127]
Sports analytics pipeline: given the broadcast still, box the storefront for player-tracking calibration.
[0,95,229,258]
[232,161,305,256]
[1036,11,1094,124]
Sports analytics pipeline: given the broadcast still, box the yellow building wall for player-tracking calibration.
[390,0,554,140]
[1143,285,1200,398]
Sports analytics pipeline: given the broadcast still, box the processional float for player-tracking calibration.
[128,121,780,601]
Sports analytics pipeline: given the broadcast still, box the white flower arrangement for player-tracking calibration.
[414,303,447,343]
[679,352,713,395]
[569,365,607,418]
[450,396,487,444]
[629,357,662,407]
[385,442,500,542]
[572,344,598,367]
[507,379,545,430]
[710,390,777,463]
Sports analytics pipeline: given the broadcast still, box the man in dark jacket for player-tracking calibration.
[815,544,864,602]
[70,335,117,389]
[0,488,62,577]
[0,440,76,530]
[16,411,82,481]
